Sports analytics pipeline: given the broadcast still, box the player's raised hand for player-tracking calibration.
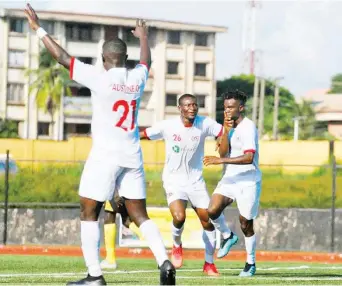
[131,19,148,39]
[24,3,40,31]
[203,156,223,166]
[223,111,234,131]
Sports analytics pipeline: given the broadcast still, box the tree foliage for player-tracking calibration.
[216,74,318,139]
[0,119,19,138]
[25,48,72,120]
[328,74,342,94]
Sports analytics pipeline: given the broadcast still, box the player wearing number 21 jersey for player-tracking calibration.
[24,9,176,285]
[72,56,148,200]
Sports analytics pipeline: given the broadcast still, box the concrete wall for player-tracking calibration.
[0,138,341,172]
[0,207,340,252]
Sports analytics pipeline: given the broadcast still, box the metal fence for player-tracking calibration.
[1,149,341,252]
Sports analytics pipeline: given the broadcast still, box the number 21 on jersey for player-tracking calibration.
[113,99,137,131]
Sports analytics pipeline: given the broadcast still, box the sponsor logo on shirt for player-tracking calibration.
[172,145,180,153]
[172,145,198,153]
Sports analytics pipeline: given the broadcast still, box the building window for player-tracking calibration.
[166,94,178,107]
[40,20,55,35]
[78,57,95,65]
[38,122,50,136]
[8,50,25,68]
[126,59,140,70]
[69,86,91,97]
[66,23,100,42]
[122,27,140,45]
[75,124,91,135]
[7,83,24,103]
[194,63,207,77]
[167,62,179,75]
[167,31,181,45]
[78,87,91,97]
[195,94,206,108]
[195,33,208,46]
[9,19,26,33]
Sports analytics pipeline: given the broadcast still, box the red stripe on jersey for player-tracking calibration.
[216,126,223,137]
[244,149,256,154]
[139,61,150,70]
[143,129,151,140]
[70,57,75,79]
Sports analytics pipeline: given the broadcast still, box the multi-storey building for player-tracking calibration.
[0,9,227,140]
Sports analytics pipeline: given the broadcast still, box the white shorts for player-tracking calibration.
[79,157,146,202]
[214,181,261,220]
[163,178,210,209]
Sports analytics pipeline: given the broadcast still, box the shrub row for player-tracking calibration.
[0,164,340,208]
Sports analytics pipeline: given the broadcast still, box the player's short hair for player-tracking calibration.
[178,94,196,106]
[102,38,127,55]
[222,89,248,105]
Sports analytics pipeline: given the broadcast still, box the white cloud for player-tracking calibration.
[259,1,342,96]
[0,0,340,97]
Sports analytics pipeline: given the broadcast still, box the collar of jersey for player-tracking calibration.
[179,116,196,128]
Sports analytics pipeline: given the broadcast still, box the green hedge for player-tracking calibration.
[0,164,341,208]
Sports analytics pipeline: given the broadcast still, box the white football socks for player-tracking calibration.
[140,219,169,267]
[171,223,184,247]
[81,221,102,277]
[202,229,216,264]
[245,234,256,264]
[211,214,232,239]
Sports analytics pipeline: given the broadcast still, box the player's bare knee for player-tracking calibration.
[202,221,215,231]
[80,197,102,221]
[172,211,186,228]
[207,205,220,220]
[80,206,98,221]
[240,217,254,236]
[129,211,149,227]
[125,199,149,227]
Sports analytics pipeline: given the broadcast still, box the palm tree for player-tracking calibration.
[26,48,72,135]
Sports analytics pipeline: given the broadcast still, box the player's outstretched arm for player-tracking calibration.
[203,152,254,166]
[24,3,72,69]
[131,19,151,68]
[140,125,164,141]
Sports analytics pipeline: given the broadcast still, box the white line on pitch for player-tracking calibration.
[1,265,342,278]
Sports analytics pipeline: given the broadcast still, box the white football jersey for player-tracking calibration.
[222,117,262,184]
[70,58,149,168]
[145,116,223,184]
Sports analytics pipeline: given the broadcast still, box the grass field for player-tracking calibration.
[1,255,342,285]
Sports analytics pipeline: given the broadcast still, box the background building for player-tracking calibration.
[0,9,227,140]
[301,89,342,139]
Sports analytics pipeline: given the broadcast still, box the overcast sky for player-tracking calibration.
[1,0,341,97]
